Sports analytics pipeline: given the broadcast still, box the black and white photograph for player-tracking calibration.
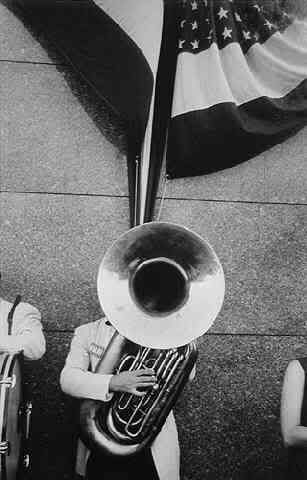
[0,1,306,479]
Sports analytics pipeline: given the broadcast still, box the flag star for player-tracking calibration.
[191,39,199,49]
[191,20,198,30]
[180,19,186,28]
[191,0,198,11]
[253,4,261,12]
[222,26,232,39]
[179,39,186,48]
[243,30,251,40]
[218,7,229,20]
[235,12,242,22]
[264,19,274,29]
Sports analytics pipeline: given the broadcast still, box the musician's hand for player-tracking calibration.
[109,368,157,397]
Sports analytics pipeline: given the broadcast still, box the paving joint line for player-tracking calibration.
[0,190,305,207]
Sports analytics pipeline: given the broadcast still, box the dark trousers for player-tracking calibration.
[86,449,160,480]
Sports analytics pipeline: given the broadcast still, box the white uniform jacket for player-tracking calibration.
[0,298,45,360]
[60,319,181,480]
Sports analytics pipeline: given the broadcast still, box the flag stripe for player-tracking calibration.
[18,0,156,148]
[167,79,307,178]
[92,0,164,76]
[172,20,307,117]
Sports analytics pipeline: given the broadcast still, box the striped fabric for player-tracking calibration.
[166,0,307,177]
[14,0,307,213]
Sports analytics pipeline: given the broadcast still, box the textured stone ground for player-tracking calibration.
[0,2,306,479]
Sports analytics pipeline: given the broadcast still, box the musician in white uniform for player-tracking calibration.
[60,317,184,480]
[60,221,224,480]
[0,286,45,360]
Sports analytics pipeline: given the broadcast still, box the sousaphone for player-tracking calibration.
[80,221,225,456]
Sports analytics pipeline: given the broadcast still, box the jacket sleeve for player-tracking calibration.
[60,324,113,402]
[0,303,46,360]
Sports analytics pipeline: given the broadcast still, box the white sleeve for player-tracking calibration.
[60,325,113,402]
[0,303,46,360]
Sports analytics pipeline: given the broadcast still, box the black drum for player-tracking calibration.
[0,353,32,480]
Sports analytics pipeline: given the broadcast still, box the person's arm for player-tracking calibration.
[0,303,46,360]
[281,359,307,447]
[60,325,114,402]
[60,325,156,402]
[60,325,157,402]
